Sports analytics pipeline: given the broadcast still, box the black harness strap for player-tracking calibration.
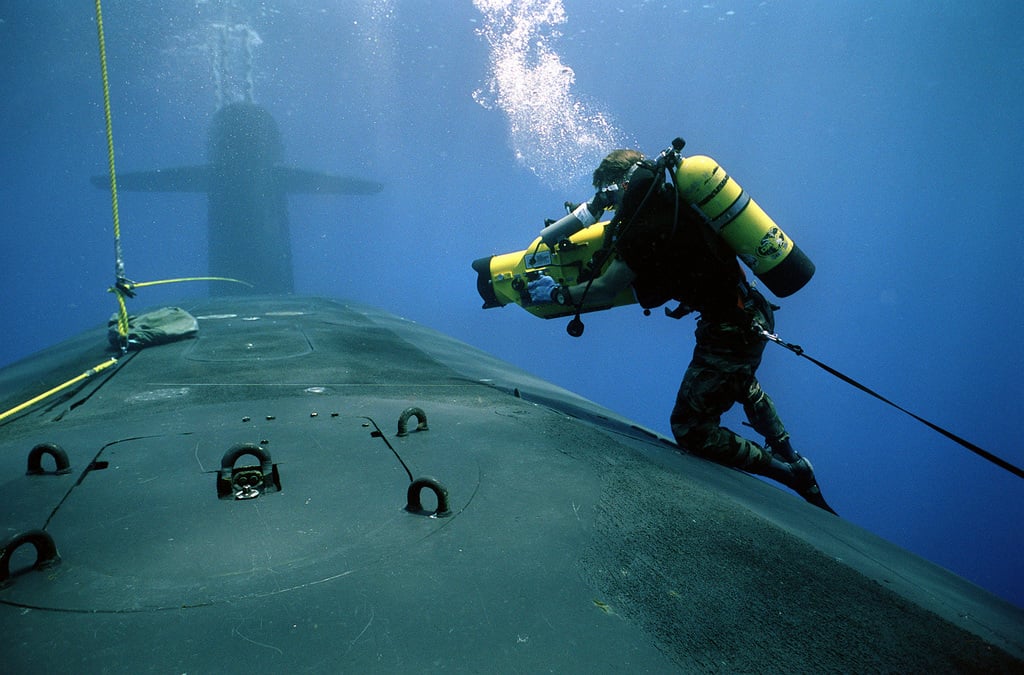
[761,330,1024,481]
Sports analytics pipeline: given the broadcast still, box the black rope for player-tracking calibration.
[761,330,1024,480]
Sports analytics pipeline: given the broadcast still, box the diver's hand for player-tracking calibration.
[527,275,558,303]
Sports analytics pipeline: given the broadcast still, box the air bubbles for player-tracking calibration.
[472,0,627,188]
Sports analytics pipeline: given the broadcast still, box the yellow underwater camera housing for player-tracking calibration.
[472,220,637,319]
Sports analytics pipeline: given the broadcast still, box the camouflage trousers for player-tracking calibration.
[669,286,786,471]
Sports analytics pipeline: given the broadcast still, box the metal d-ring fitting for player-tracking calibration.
[26,442,72,475]
[0,530,61,586]
[405,476,451,517]
[396,407,429,437]
[216,443,281,500]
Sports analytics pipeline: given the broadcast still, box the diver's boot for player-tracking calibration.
[766,435,798,462]
[758,456,800,488]
[758,456,838,516]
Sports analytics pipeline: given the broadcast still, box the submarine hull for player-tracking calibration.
[1,296,1022,672]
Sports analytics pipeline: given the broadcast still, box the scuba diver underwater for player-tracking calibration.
[473,138,835,513]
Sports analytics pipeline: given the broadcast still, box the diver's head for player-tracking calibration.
[592,149,643,209]
[592,149,642,187]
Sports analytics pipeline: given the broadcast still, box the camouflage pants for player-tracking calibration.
[669,286,786,471]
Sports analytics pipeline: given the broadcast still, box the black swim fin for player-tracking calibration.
[760,456,838,515]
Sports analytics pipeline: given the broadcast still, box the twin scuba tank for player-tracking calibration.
[669,138,814,297]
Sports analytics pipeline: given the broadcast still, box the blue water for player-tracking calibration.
[2,1,1022,609]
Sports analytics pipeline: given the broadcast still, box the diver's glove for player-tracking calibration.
[527,275,558,303]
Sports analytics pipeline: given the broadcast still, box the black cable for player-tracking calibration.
[762,330,1024,481]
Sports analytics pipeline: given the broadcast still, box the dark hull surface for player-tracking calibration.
[2,296,1022,672]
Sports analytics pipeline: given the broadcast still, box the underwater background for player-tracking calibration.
[1,1,1021,609]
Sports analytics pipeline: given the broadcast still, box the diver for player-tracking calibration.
[530,149,836,513]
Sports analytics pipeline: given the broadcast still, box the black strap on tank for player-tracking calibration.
[761,329,1024,481]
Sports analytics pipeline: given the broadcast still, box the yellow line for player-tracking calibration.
[0,357,119,423]
[130,277,254,289]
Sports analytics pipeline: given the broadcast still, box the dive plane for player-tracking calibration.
[90,102,383,294]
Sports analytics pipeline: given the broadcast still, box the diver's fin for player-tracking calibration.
[760,456,838,515]
[789,458,838,515]
[274,167,383,194]
[799,482,838,515]
[90,166,212,192]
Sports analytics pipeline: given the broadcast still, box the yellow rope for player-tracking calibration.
[129,276,255,290]
[0,2,128,425]
[94,0,130,345]
[93,1,254,342]
[1,4,255,427]
[0,358,119,423]
[106,276,254,301]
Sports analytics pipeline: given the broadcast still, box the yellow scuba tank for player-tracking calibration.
[472,220,637,319]
[673,154,814,297]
